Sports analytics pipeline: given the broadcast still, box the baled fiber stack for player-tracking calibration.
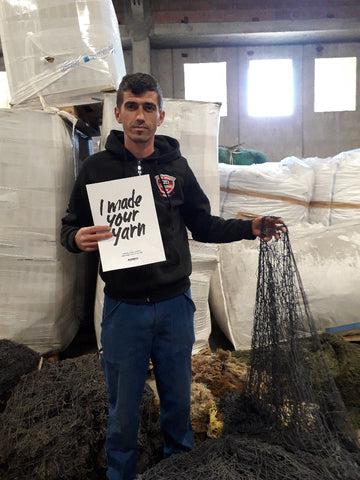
[305,149,360,225]
[0,108,78,354]
[0,0,126,108]
[218,158,314,225]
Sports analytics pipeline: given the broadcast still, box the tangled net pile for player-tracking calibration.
[139,227,360,479]
[0,350,161,479]
[0,353,108,479]
[0,339,40,413]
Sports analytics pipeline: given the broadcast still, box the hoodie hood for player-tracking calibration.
[105,129,182,164]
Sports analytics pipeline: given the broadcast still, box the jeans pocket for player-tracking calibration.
[183,288,196,313]
[102,295,122,326]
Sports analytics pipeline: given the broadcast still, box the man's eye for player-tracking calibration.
[144,105,156,112]
[126,103,137,110]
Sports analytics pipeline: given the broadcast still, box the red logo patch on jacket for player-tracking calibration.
[155,174,176,197]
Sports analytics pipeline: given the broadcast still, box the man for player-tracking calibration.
[61,72,286,480]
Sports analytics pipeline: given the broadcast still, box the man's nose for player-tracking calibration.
[136,106,145,120]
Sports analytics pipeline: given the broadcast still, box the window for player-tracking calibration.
[247,58,294,117]
[0,71,10,108]
[184,62,227,116]
[314,57,357,112]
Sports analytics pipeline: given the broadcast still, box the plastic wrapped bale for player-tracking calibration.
[96,95,222,353]
[219,157,314,226]
[187,241,219,353]
[304,149,360,226]
[210,221,360,350]
[0,0,126,108]
[0,108,79,354]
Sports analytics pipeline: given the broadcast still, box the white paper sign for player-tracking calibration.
[86,175,166,272]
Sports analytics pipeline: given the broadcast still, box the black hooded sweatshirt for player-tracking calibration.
[61,130,255,303]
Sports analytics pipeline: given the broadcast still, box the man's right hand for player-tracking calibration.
[75,225,113,252]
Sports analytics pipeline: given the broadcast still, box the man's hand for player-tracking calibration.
[75,225,113,252]
[252,216,287,241]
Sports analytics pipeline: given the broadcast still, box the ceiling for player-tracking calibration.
[119,18,360,49]
[1,3,360,59]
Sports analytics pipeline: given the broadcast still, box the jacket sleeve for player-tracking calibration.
[61,167,94,253]
[181,162,256,243]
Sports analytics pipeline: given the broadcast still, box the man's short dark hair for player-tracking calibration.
[116,73,163,111]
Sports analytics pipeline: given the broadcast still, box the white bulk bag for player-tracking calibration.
[0,0,126,108]
[0,108,79,354]
[305,149,360,226]
[210,222,360,350]
[219,157,314,225]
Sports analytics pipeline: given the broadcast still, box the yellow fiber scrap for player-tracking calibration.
[191,383,215,434]
[207,400,224,439]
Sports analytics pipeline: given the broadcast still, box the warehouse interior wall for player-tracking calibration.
[1,0,360,161]
[153,41,360,162]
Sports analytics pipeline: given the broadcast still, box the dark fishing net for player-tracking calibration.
[138,227,360,479]
[0,339,40,413]
[0,353,107,480]
[0,350,161,480]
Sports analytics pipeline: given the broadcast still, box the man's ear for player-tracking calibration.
[114,106,122,124]
[157,109,165,127]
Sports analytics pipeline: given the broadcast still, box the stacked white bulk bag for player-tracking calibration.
[209,238,257,350]
[210,222,360,350]
[159,100,221,354]
[0,0,126,108]
[212,158,314,349]
[305,149,360,225]
[212,150,360,349]
[97,95,221,353]
[157,99,221,214]
[0,108,78,354]
[219,157,314,225]
[187,240,219,353]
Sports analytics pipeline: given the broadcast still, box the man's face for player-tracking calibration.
[114,90,165,146]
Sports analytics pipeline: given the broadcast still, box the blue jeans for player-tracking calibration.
[100,289,196,480]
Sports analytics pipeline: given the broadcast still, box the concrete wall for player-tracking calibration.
[150,42,360,162]
[117,0,360,161]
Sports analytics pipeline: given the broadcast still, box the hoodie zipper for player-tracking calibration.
[137,159,143,176]
[138,158,151,302]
